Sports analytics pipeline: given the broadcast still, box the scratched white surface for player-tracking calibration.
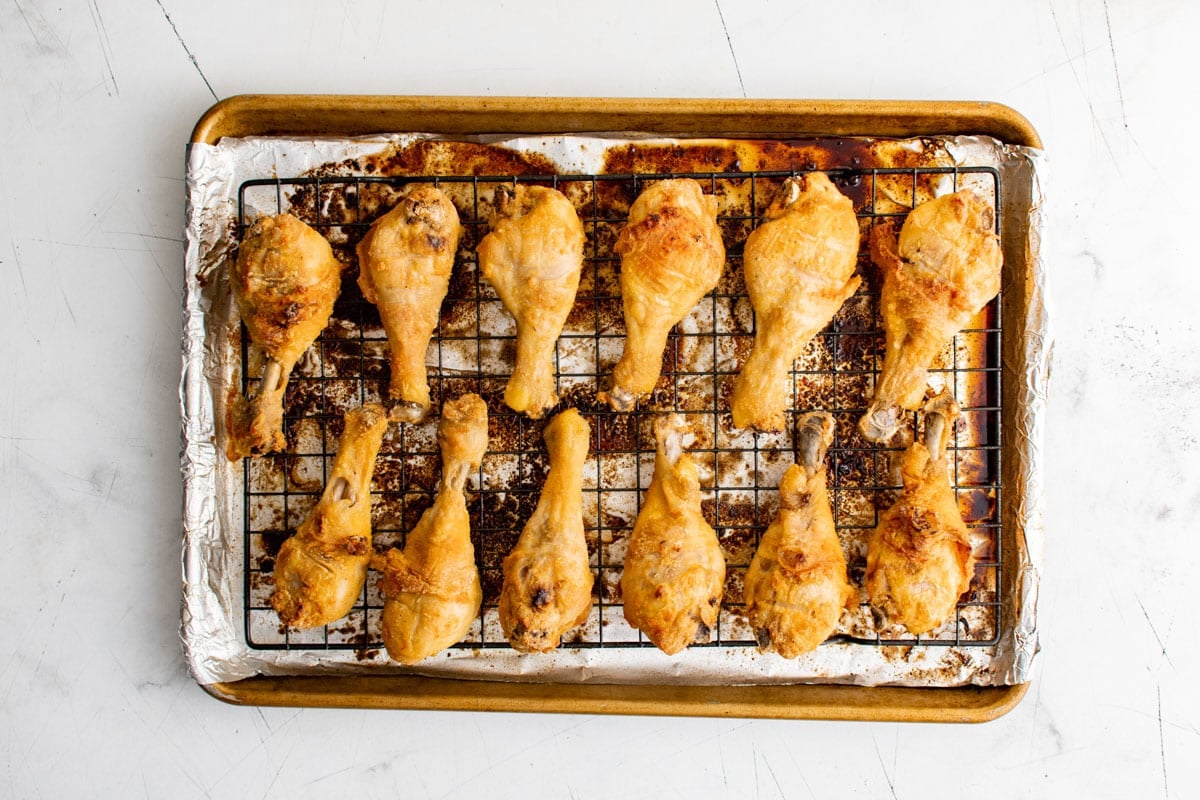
[1,1,1196,797]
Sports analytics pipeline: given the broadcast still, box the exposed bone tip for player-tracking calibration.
[442,392,488,423]
[352,402,389,428]
[783,175,804,204]
[921,390,960,458]
[796,411,835,473]
[255,360,284,397]
[598,385,637,413]
[870,604,888,630]
[922,389,961,420]
[493,184,516,217]
[653,413,692,465]
[858,404,902,444]
[388,401,429,424]
[754,627,772,650]
[328,476,352,504]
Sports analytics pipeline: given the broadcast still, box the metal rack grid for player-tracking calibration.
[235,165,1004,654]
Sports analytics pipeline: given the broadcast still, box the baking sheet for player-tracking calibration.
[181,131,1046,688]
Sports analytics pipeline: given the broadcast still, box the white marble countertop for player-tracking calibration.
[2,1,1195,796]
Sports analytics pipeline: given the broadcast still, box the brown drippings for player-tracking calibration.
[718,523,757,566]
[958,487,998,524]
[259,530,290,559]
[367,140,559,179]
[600,138,888,177]
[722,568,747,606]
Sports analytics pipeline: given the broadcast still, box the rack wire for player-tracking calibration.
[236,166,1004,653]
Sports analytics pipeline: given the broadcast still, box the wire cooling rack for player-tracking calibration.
[236,166,1004,653]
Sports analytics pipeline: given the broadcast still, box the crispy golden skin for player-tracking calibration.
[498,409,594,651]
[866,392,975,635]
[477,185,585,418]
[621,414,725,654]
[599,179,725,411]
[226,213,342,459]
[357,185,461,423]
[859,190,1002,442]
[271,403,389,628]
[743,412,854,657]
[372,394,488,664]
[731,174,861,432]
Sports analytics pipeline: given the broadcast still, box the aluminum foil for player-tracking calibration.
[181,131,1047,687]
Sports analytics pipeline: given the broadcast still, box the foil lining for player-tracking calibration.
[180,132,1047,688]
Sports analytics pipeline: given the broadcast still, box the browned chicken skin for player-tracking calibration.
[600,179,725,411]
[743,412,854,657]
[865,391,975,635]
[226,213,342,459]
[621,414,725,654]
[731,174,862,431]
[357,185,462,423]
[477,185,585,418]
[372,394,488,664]
[270,403,389,628]
[859,189,1002,442]
[498,408,594,651]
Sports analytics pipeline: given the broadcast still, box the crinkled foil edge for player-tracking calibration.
[996,142,1048,685]
[180,133,1047,688]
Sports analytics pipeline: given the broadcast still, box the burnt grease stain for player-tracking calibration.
[255,530,291,572]
[366,140,559,179]
[601,139,881,176]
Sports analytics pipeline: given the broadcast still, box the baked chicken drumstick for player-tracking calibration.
[498,408,594,651]
[731,174,862,432]
[621,414,726,654]
[226,213,342,459]
[271,403,389,628]
[743,412,854,657]
[859,189,1002,443]
[865,391,974,635]
[599,179,725,411]
[477,185,585,418]
[357,185,462,423]
[372,394,488,664]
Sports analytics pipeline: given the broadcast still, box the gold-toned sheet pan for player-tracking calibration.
[186,96,1042,721]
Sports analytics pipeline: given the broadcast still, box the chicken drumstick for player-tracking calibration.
[731,174,862,431]
[743,412,854,656]
[477,185,585,418]
[599,179,725,411]
[226,213,342,460]
[357,185,462,423]
[498,408,594,652]
[859,189,1002,443]
[271,403,389,628]
[372,394,488,664]
[621,414,726,654]
[865,391,975,635]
